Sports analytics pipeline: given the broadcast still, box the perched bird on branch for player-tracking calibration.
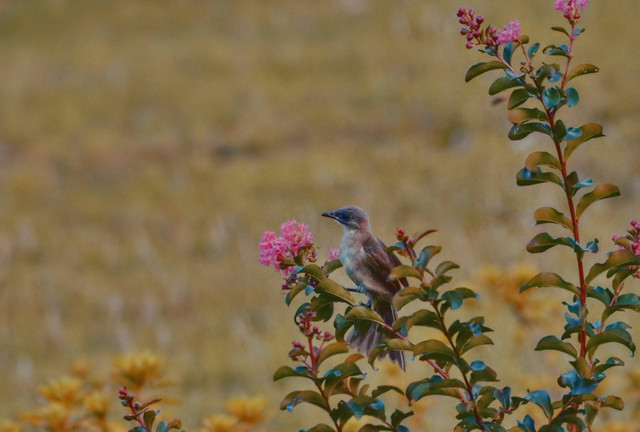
[322,206,406,370]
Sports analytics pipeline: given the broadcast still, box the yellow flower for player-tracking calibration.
[224,396,268,425]
[343,416,377,432]
[69,359,90,379]
[0,420,23,432]
[38,376,83,408]
[113,351,165,390]
[22,402,71,432]
[200,414,237,432]
[597,422,630,432]
[82,390,110,418]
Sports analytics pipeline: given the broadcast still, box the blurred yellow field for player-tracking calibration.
[1,1,640,430]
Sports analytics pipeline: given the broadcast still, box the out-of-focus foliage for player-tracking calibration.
[1,0,640,431]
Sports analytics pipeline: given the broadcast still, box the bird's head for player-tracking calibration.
[322,206,370,231]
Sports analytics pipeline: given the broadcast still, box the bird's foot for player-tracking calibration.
[359,299,372,308]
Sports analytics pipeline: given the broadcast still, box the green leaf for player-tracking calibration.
[280,390,328,412]
[601,395,624,410]
[393,286,430,310]
[526,233,579,255]
[316,342,349,366]
[543,87,563,109]
[299,264,325,281]
[516,167,563,187]
[525,390,554,419]
[388,265,422,282]
[533,207,573,231]
[586,249,640,284]
[412,339,456,363]
[520,272,578,295]
[345,306,386,326]
[551,26,570,37]
[143,410,156,432]
[460,334,494,355]
[566,63,599,82]
[315,279,355,305]
[543,44,570,58]
[508,123,552,141]
[273,365,312,381]
[398,309,441,332]
[286,283,308,306]
[307,424,335,432]
[508,89,533,110]
[535,335,577,358]
[553,119,567,141]
[489,77,523,95]
[465,61,509,82]
[525,151,561,172]
[508,108,548,125]
[564,123,604,159]
[586,328,636,356]
[576,184,620,219]
[435,261,460,277]
[528,43,540,58]
[470,366,498,385]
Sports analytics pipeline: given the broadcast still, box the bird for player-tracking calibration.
[322,206,406,370]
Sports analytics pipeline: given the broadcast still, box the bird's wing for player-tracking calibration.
[362,236,406,294]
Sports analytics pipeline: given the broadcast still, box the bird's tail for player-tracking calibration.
[347,302,406,371]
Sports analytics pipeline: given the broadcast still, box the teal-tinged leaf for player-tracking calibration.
[503,41,514,65]
[273,365,312,381]
[442,290,464,310]
[508,89,532,110]
[543,44,570,58]
[535,64,560,83]
[525,151,561,171]
[516,167,563,187]
[533,207,573,231]
[465,61,509,82]
[528,43,540,58]
[535,335,577,358]
[566,63,599,82]
[526,233,579,255]
[585,328,636,356]
[508,122,552,140]
[564,123,604,159]
[576,184,620,219]
[542,87,563,109]
[280,390,328,412]
[525,390,554,419]
[520,272,578,295]
[489,77,523,95]
[586,249,640,284]
[592,357,624,374]
[508,108,548,125]
[566,88,579,107]
[414,245,441,271]
[315,279,355,305]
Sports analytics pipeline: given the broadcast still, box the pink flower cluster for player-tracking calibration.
[457,8,520,49]
[612,220,640,278]
[328,247,340,261]
[554,0,588,22]
[496,20,522,45]
[259,219,315,276]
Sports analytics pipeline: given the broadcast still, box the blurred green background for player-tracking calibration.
[1,0,640,430]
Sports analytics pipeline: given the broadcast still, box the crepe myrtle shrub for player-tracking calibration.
[460,0,640,430]
[260,221,521,432]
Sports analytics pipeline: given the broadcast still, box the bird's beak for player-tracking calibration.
[321,211,338,221]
